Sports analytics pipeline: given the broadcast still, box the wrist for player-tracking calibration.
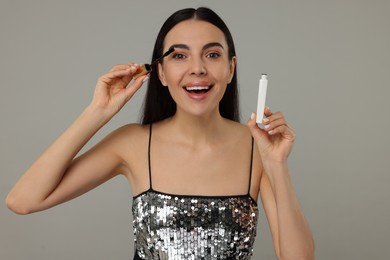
[265,160,288,171]
[82,105,113,128]
[263,161,290,184]
[263,157,288,171]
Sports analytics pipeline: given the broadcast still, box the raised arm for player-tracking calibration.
[248,107,314,260]
[6,64,148,214]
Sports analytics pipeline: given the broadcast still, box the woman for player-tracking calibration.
[6,7,314,259]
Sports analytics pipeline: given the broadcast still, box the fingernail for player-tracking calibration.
[268,130,274,135]
[263,118,269,123]
[250,113,255,120]
[265,124,270,129]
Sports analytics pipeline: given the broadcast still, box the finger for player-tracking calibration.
[268,124,296,141]
[123,73,149,101]
[263,117,287,132]
[262,111,284,125]
[264,106,272,117]
[248,113,280,155]
[247,113,266,140]
[109,63,138,72]
[99,67,137,85]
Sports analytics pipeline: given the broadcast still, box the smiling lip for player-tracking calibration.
[183,81,213,100]
[184,81,212,87]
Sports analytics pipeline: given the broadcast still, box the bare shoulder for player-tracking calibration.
[97,123,149,188]
[111,123,149,142]
[224,119,252,141]
[106,123,150,155]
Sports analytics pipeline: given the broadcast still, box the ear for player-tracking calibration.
[227,56,237,84]
[158,63,168,87]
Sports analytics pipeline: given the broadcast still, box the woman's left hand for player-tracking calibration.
[247,107,296,164]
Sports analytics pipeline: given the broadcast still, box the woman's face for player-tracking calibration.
[158,19,236,118]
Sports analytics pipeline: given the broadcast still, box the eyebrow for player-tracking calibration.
[167,42,224,51]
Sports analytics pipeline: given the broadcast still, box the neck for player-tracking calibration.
[168,110,228,146]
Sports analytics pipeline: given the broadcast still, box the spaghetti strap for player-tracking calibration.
[247,138,254,195]
[148,123,153,189]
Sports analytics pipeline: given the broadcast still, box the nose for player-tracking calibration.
[189,56,207,76]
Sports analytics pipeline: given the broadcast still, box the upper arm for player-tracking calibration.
[260,171,281,259]
[37,125,134,212]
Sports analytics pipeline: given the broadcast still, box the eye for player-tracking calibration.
[206,52,221,59]
[172,53,186,60]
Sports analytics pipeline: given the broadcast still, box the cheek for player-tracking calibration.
[158,63,184,86]
[214,65,233,83]
[162,66,186,86]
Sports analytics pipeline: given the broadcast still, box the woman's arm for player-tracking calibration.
[6,64,148,214]
[248,107,314,260]
[260,163,314,260]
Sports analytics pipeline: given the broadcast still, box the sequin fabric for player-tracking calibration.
[132,190,258,259]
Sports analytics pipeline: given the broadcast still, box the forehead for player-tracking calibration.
[164,19,227,49]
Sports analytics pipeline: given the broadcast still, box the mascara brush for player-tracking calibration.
[133,47,175,79]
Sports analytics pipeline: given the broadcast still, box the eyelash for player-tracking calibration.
[171,51,221,60]
[172,53,186,59]
[206,52,221,59]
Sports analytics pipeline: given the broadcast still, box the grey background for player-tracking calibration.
[1,0,389,259]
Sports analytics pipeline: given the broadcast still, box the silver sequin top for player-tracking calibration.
[132,125,259,259]
[133,190,258,259]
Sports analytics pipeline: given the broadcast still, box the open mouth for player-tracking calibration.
[184,86,212,94]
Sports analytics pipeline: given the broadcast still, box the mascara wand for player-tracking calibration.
[133,47,175,79]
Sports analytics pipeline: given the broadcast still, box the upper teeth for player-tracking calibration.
[185,86,210,91]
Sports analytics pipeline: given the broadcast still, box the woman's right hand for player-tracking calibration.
[6,63,148,215]
[90,63,148,118]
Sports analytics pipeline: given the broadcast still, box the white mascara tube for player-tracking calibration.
[256,74,268,123]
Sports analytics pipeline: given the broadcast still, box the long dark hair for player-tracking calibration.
[140,7,239,124]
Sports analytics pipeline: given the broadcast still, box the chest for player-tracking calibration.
[149,139,253,196]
